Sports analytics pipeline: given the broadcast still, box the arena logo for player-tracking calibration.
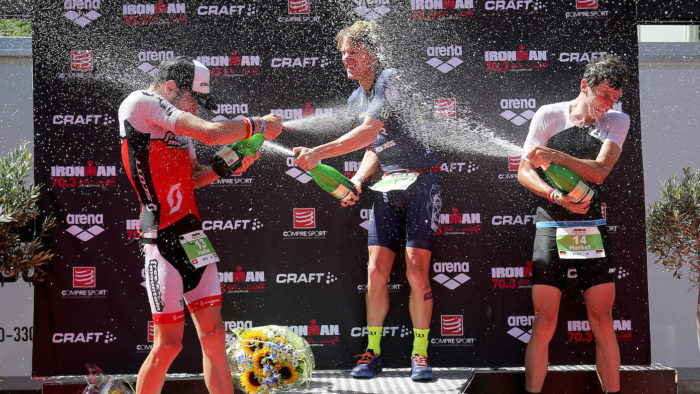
[52,113,115,126]
[51,160,117,189]
[284,208,328,239]
[270,56,332,68]
[62,266,109,298]
[219,266,265,293]
[483,0,545,11]
[358,208,371,230]
[485,45,547,72]
[284,157,314,184]
[426,45,464,74]
[491,261,533,289]
[412,0,475,20]
[52,331,117,344]
[272,103,333,120]
[491,214,536,226]
[279,0,321,23]
[436,208,480,235]
[351,325,412,338]
[201,218,263,231]
[196,52,261,77]
[65,213,105,242]
[566,0,610,19]
[432,315,477,346]
[287,320,340,346]
[276,272,338,284]
[64,0,102,27]
[558,51,615,63]
[353,0,392,21]
[137,50,175,77]
[196,4,259,17]
[567,319,632,342]
[434,98,456,119]
[499,98,537,126]
[59,50,105,80]
[122,2,187,26]
[432,261,470,290]
[507,315,534,343]
[213,103,249,118]
[224,320,254,331]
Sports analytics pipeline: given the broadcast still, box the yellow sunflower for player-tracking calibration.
[252,347,272,376]
[276,363,299,385]
[240,330,267,355]
[273,336,289,345]
[240,370,263,393]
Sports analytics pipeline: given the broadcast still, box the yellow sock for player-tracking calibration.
[367,326,382,355]
[412,328,429,356]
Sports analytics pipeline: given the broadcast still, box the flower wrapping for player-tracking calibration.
[225,325,315,393]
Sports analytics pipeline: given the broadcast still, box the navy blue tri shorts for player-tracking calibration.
[368,173,442,253]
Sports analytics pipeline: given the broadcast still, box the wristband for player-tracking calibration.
[350,174,363,185]
[242,117,253,139]
[247,117,256,136]
[546,188,562,205]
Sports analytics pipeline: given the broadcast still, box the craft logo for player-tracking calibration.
[65,213,105,242]
[485,45,547,72]
[276,272,338,284]
[280,0,320,22]
[491,214,536,226]
[351,325,412,338]
[284,208,327,239]
[60,50,104,79]
[567,0,608,19]
[123,1,187,26]
[272,103,333,120]
[507,315,534,343]
[201,218,263,231]
[293,208,315,229]
[73,267,95,288]
[284,157,314,184]
[219,266,265,293]
[64,0,102,27]
[412,0,475,20]
[288,320,340,346]
[353,0,392,21]
[52,331,117,344]
[196,4,259,17]
[434,98,457,119]
[426,45,463,73]
[137,50,174,77]
[491,261,533,289]
[438,161,478,174]
[500,98,536,126]
[484,0,545,11]
[52,114,115,126]
[436,208,481,235]
[270,55,332,68]
[558,51,615,63]
[51,161,117,189]
[432,261,471,290]
[126,219,139,241]
[196,52,261,77]
[433,315,476,346]
[568,265,625,280]
[567,319,632,342]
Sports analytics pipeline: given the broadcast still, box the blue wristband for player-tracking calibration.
[247,117,256,135]
[259,117,266,135]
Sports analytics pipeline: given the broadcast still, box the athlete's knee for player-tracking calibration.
[532,309,558,340]
[405,264,430,289]
[587,308,615,338]
[367,263,390,285]
[151,340,183,362]
[199,321,226,351]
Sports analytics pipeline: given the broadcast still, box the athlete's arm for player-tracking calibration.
[192,153,259,189]
[518,158,590,214]
[174,113,283,146]
[292,116,383,171]
[526,141,622,185]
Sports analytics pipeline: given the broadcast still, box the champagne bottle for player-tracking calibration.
[543,162,595,203]
[296,154,358,203]
[210,133,266,177]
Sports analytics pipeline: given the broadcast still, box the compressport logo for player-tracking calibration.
[432,314,476,346]
[558,51,615,63]
[201,218,263,231]
[288,320,340,346]
[436,208,480,235]
[491,261,533,289]
[62,266,108,298]
[499,98,536,126]
[353,0,391,21]
[566,0,609,19]
[52,331,117,344]
[219,266,265,293]
[137,50,174,77]
[484,0,545,11]
[123,2,187,26]
[276,272,338,284]
[196,4,259,18]
[351,325,412,338]
[279,0,320,23]
[507,315,534,343]
[411,0,475,20]
[432,262,470,290]
[64,0,102,27]
[426,45,463,73]
[272,103,333,120]
[196,52,261,77]
[485,45,547,72]
[65,213,105,241]
[434,98,456,118]
[284,208,327,239]
[270,55,332,68]
[567,319,632,342]
[51,160,117,189]
[60,50,104,80]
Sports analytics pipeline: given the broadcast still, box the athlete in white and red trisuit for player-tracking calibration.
[518,55,629,394]
[119,56,282,394]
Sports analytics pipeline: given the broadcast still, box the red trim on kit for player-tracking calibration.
[152,310,185,325]
[187,295,222,314]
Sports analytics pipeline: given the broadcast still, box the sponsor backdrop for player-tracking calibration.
[32,0,648,376]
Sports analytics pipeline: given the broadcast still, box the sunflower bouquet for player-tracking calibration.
[225,325,315,393]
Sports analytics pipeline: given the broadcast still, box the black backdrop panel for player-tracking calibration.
[32,0,648,376]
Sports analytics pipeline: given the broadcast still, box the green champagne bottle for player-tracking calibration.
[543,162,595,203]
[210,133,266,177]
[296,154,358,203]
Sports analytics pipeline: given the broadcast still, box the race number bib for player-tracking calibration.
[369,172,419,193]
[178,230,219,268]
[555,226,605,259]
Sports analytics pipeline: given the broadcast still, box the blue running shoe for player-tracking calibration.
[410,354,434,381]
[350,349,382,378]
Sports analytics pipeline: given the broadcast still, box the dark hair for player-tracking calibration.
[583,54,628,90]
[152,56,194,91]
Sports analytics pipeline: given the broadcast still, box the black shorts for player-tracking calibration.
[531,225,616,291]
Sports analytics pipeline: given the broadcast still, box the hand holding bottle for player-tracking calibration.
[558,194,590,214]
[292,146,322,171]
[231,152,259,176]
[526,145,556,169]
[341,174,363,207]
